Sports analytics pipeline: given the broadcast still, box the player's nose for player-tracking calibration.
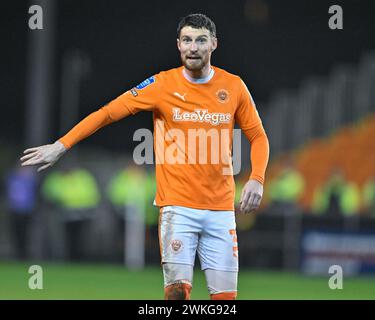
[190,42,198,51]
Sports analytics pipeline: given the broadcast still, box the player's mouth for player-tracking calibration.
[187,56,201,60]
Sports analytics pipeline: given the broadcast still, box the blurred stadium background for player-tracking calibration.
[1,0,375,299]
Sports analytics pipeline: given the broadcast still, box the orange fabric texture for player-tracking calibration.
[164,283,192,300]
[210,291,237,300]
[59,66,269,211]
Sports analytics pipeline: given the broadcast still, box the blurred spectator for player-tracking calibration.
[362,176,375,217]
[107,165,158,222]
[267,157,305,215]
[41,165,100,260]
[42,171,63,206]
[107,165,157,266]
[5,166,38,260]
[107,165,147,212]
[312,169,360,216]
[144,169,158,226]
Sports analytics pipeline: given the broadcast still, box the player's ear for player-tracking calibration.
[211,37,218,52]
[177,38,181,51]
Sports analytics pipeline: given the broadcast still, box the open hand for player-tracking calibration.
[20,141,67,172]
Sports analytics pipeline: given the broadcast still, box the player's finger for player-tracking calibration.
[248,194,258,210]
[251,194,263,213]
[253,194,262,209]
[20,151,38,162]
[37,163,52,172]
[21,157,45,166]
[23,147,40,154]
[239,187,246,203]
[21,152,42,164]
[245,193,257,213]
[240,191,251,212]
[251,194,262,211]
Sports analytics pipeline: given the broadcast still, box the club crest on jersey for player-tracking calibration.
[136,76,155,89]
[170,239,183,254]
[216,89,230,103]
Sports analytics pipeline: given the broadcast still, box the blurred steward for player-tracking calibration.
[5,166,38,260]
[42,164,100,260]
[267,157,305,215]
[312,169,360,216]
[107,165,157,254]
[107,165,159,268]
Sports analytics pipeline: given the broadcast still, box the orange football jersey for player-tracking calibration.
[59,66,269,210]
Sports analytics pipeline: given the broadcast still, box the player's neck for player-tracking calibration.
[183,63,212,80]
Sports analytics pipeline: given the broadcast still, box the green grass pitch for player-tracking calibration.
[0,261,374,299]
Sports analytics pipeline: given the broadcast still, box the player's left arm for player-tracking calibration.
[235,78,270,214]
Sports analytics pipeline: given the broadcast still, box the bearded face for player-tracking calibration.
[177,26,217,73]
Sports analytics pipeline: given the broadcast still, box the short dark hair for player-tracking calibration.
[177,13,217,39]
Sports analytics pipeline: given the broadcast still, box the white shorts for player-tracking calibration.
[159,205,239,272]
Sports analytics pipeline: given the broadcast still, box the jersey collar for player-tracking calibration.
[182,67,215,84]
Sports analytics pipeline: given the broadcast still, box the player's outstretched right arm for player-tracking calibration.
[19,74,161,172]
[19,92,133,172]
[19,92,135,172]
[20,141,67,172]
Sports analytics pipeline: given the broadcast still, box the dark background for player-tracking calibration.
[2,0,374,151]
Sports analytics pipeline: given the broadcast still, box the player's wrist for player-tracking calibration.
[53,140,67,154]
[248,175,264,185]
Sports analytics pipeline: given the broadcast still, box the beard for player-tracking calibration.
[181,55,208,71]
